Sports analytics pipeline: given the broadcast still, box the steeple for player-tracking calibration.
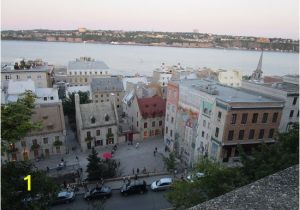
[251,50,263,80]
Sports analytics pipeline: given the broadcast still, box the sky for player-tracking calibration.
[1,0,299,39]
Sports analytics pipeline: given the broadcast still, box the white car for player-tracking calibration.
[151,178,172,191]
[187,172,204,182]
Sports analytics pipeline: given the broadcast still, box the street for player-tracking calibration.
[50,189,172,210]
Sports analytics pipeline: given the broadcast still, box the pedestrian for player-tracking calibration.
[132,168,135,175]
[123,176,126,183]
[155,147,157,152]
[153,150,156,156]
[135,142,139,149]
[135,174,138,180]
[165,146,167,152]
[76,156,79,161]
[46,166,50,172]
[137,168,139,174]
[61,158,64,162]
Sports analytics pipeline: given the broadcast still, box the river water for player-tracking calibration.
[1,40,298,76]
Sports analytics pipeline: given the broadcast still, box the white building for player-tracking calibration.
[217,69,242,87]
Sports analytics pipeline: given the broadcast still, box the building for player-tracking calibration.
[126,95,166,140]
[166,79,284,166]
[75,94,118,152]
[217,69,242,87]
[67,57,110,86]
[5,102,66,161]
[90,77,124,116]
[1,59,54,89]
[242,78,299,132]
[65,85,92,100]
[3,79,59,104]
[122,76,149,92]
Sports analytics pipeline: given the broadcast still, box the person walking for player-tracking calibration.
[153,150,156,156]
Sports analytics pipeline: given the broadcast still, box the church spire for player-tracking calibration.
[251,50,263,80]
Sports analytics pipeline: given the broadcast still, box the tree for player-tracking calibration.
[1,161,59,210]
[163,152,176,172]
[86,148,103,181]
[62,91,91,130]
[1,91,41,150]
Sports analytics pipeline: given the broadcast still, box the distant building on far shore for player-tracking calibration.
[78,27,87,33]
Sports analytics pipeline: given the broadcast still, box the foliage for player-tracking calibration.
[240,123,299,182]
[62,91,91,130]
[163,152,176,172]
[1,161,59,210]
[167,125,299,209]
[86,149,118,181]
[53,140,63,147]
[1,91,41,150]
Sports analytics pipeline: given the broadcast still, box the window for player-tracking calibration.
[159,121,162,126]
[55,136,59,141]
[21,141,26,147]
[32,139,37,145]
[252,113,258,123]
[165,126,168,134]
[43,137,48,144]
[108,128,112,134]
[218,111,222,119]
[258,129,264,139]
[238,130,244,140]
[101,94,103,97]
[170,130,173,137]
[80,71,82,75]
[228,130,234,141]
[249,129,255,139]
[137,122,139,127]
[117,105,120,108]
[215,127,219,138]
[289,110,294,118]
[171,117,174,123]
[85,72,87,75]
[293,97,297,105]
[50,96,54,100]
[44,97,47,101]
[87,131,91,137]
[152,121,155,127]
[202,131,205,137]
[75,72,77,75]
[91,117,96,124]
[262,113,268,123]
[95,94,98,98]
[272,112,278,123]
[268,129,274,138]
[96,130,100,136]
[144,122,147,128]
[85,78,88,82]
[203,120,206,127]
[231,114,237,124]
[241,113,248,124]
[105,114,109,121]
[16,75,20,79]
[27,75,31,79]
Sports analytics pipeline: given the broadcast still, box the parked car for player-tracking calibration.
[187,172,205,182]
[51,191,75,205]
[84,186,112,200]
[120,180,147,196]
[151,178,173,191]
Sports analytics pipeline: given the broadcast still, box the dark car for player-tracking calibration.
[120,180,147,196]
[51,191,75,205]
[84,186,112,200]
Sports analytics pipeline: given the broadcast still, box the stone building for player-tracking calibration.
[67,57,110,86]
[75,94,118,152]
[90,77,124,116]
[4,102,66,161]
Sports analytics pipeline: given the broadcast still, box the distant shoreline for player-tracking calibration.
[2,39,298,54]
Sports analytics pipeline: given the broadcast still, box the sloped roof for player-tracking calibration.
[91,77,124,93]
[137,96,166,119]
[68,60,109,70]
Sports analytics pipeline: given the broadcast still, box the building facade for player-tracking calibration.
[4,102,66,161]
[217,70,242,87]
[67,57,110,86]
[75,94,118,152]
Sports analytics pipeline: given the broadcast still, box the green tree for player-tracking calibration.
[86,149,104,181]
[163,152,176,172]
[1,161,59,210]
[1,91,41,151]
[62,91,91,130]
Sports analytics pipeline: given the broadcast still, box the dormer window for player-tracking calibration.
[105,114,109,122]
[91,116,96,124]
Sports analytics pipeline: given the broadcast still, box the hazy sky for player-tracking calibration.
[1,0,299,39]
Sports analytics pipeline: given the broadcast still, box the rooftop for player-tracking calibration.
[68,59,109,70]
[188,165,299,210]
[137,96,166,119]
[7,79,35,94]
[122,77,149,90]
[91,77,124,93]
[244,80,299,92]
[80,102,117,129]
